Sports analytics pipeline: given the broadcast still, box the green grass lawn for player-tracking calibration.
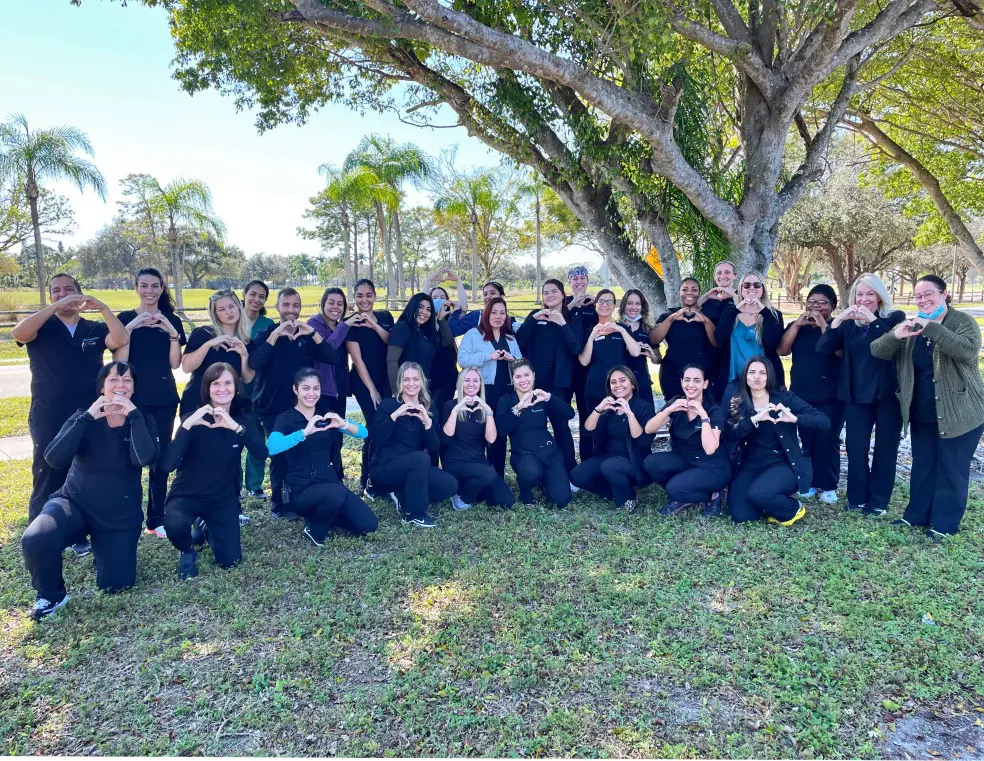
[0,397,30,437]
[0,437,982,757]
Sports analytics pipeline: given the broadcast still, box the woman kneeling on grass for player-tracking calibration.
[495,358,575,509]
[570,366,655,512]
[726,356,830,526]
[266,368,378,546]
[642,364,731,518]
[161,362,268,580]
[440,367,515,511]
[21,361,159,621]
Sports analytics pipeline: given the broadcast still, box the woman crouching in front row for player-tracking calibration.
[267,368,379,546]
[570,366,655,512]
[643,364,731,517]
[726,356,830,526]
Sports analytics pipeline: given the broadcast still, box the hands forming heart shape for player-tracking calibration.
[681,311,698,322]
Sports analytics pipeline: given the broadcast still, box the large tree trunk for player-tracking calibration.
[393,211,404,301]
[169,222,184,310]
[366,215,374,282]
[373,202,392,307]
[26,175,46,307]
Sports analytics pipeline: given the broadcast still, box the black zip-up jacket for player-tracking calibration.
[247,323,338,417]
[727,390,830,494]
[272,408,345,491]
[815,311,904,404]
[589,395,656,481]
[714,302,786,389]
[370,397,440,465]
[495,391,576,460]
[515,311,583,390]
[162,413,267,503]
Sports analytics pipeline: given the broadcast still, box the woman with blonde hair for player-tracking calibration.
[440,367,515,511]
[816,273,905,514]
[179,289,254,418]
[368,362,458,528]
[713,272,785,392]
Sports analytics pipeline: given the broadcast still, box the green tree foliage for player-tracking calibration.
[0,172,76,256]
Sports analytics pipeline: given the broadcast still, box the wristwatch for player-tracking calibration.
[700,417,710,424]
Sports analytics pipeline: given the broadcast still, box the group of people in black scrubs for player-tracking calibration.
[15,263,984,621]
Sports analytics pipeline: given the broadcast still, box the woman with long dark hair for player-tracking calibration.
[266,368,378,546]
[441,367,515,510]
[515,279,583,473]
[114,267,186,539]
[619,289,659,408]
[651,278,718,402]
[161,362,268,579]
[570,366,655,512]
[457,296,522,477]
[386,292,454,392]
[427,282,463,418]
[871,275,984,540]
[344,278,395,497]
[725,356,830,526]
[369,362,458,528]
[20,361,159,620]
[816,273,905,515]
[241,279,273,499]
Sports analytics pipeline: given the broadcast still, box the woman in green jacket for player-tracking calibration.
[871,275,984,540]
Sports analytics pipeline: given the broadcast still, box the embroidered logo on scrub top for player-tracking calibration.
[81,336,102,351]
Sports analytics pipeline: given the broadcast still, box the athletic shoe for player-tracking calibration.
[178,550,198,580]
[272,510,300,521]
[569,482,580,494]
[863,506,887,517]
[145,526,167,539]
[238,513,251,526]
[522,502,536,509]
[31,595,69,621]
[819,490,839,504]
[702,493,724,517]
[844,503,864,512]
[621,499,637,513]
[890,518,912,527]
[190,518,208,547]
[409,512,436,528]
[245,489,267,500]
[362,483,381,501]
[926,528,950,543]
[798,488,816,500]
[303,525,326,547]
[71,542,91,558]
[768,504,807,526]
[659,500,692,517]
[450,494,472,511]
[389,492,402,513]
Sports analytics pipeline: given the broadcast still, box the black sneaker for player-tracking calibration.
[926,528,951,543]
[303,524,326,547]
[362,483,381,501]
[190,518,208,547]
[31,595,69,621]
[238,513,251,526]
[71,542,91,558]
[659,500,692,517]
[388,492,402,514]
[178,550,198,581]
[272,510,300,521]
[862,506,887,517]
[702,494,724,517]
[890,518,912,527]
[409,512,436,528]
[844,503,864,512]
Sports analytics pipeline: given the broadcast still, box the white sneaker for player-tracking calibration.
[569,482,580,494]
[145,526,167,539]
[819,490,838,504]
[450,494,472,511]
[389,492,401,513]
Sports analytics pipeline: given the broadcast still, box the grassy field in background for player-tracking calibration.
[0,398,30,437]
[1,429,983,756]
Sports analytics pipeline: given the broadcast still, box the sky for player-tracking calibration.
[0,1,595,265]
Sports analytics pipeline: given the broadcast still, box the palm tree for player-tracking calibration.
[136,176,226,309]
[344,135,431,306]
[320,163,397,300]
[434,171,495,305]
[0,113,107,306]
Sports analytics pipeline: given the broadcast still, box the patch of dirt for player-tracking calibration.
[880,711,984,760]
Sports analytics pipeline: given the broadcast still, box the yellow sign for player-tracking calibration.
[645,247,662,276]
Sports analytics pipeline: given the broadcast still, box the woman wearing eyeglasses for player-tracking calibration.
[650,278,718,402]
[777,284,844,505]
[714,273,785,394]
[816,273,905,515]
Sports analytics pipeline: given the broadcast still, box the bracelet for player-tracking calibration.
[594,407,604,413]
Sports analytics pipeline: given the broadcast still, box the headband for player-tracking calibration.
[567,265,588,281]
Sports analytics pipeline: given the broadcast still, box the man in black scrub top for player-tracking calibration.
[12,273,129,521]
[564,265,598,461]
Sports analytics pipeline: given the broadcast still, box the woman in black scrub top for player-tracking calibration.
[578,289,642,452]
[345,278,394,495]
[428,284,463,417]
[651,278,718,402]
[816,273,904,515]
[515,279,583,473]
[180,290,255,418]
[643,364,732,517]
[457,297,522,477]
[618,289,659,408]
[777,284,844,505]
[571,366,655,512]
[726,357,830,526]
[386,292,454,392]
[441,367,515,511]
[115,267,186,538]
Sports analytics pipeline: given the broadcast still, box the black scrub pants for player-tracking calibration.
[352,384,382,491]
[164,498,242,567]
[511,446,572,507]
[728,461,799,523]
[22,497,140,603]
[799,400,844,492]
[562,376,593,462]
[542,385,577,473]
[442,460,515,508]
[844,397,902,510]
[142,403,177,531]
[658,363,685,407]
[571,454,649,505]
[27,414,70,522]
[484,384,510,478]
[260,412,289,514]
[905,421,984,535]
[292,482,379,541]
[317,394,348,480]
[369,451,458,518]
[643,451,732,503]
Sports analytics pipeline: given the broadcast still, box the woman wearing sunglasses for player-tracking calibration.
[714,273,785,395]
